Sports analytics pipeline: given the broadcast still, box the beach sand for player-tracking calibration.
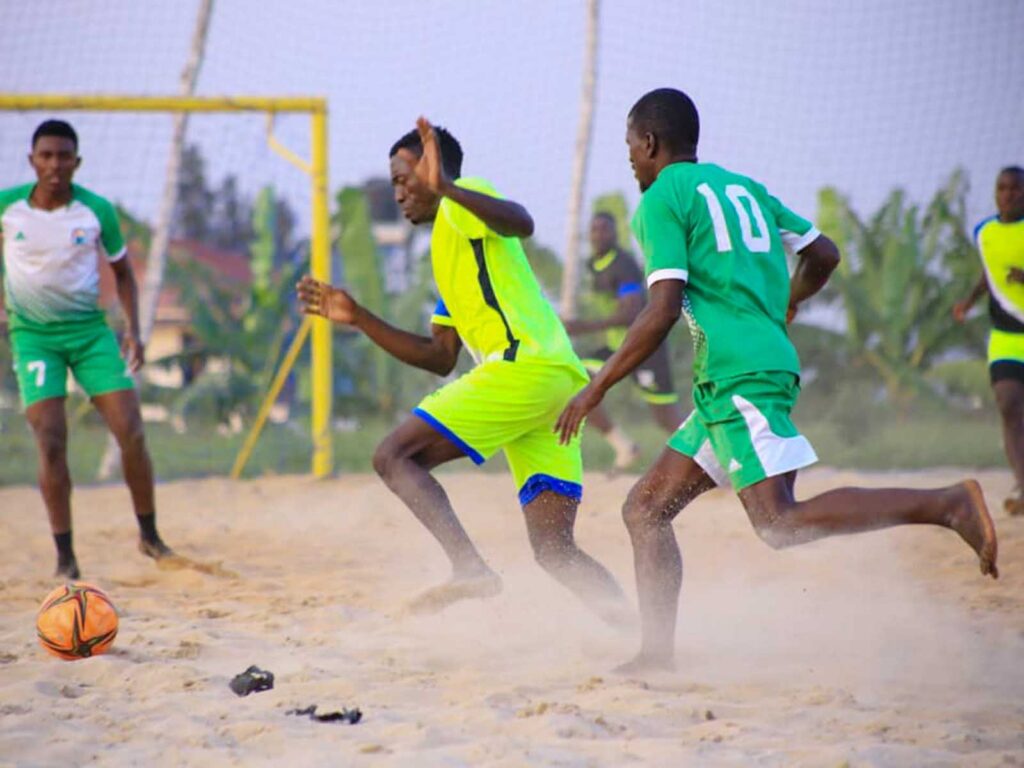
[1,467,1022,767]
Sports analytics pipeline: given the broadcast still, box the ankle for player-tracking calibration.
[136,514,160,543]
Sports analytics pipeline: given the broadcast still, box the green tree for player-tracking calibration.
[817,170,987,400]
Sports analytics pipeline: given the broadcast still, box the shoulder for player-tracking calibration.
[71,185,119,220]
[453,176,499,197]
[0,183,33,216]
[973,215,999,243]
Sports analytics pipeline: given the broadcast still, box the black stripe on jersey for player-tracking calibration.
[989,296,1024,333]
[470,238,520,362]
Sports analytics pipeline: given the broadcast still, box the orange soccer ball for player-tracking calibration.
[36,582,119,660]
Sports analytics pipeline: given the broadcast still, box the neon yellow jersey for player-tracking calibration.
[429,177,584,376]
[975,216,1024,332]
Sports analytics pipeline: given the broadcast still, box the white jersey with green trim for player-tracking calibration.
[0,183,126,324]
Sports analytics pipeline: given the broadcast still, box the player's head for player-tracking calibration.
[29,119,80,194]
[995,166,1024,221]
[626,88,699,192]
[388,126,463,225]
[589,211,619,254]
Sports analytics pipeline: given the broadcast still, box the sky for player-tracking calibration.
[0,0,1020,257]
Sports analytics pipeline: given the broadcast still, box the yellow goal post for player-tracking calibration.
[0,93,333,478]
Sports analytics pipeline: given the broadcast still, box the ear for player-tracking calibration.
[643,132,658,160]
[74,156,82,170]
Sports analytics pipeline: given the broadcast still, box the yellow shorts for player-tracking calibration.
[414,359,587,506]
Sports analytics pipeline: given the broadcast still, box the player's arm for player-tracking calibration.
[953,275,988,322]
[296,276,461,376]
[414,117,533,238]
[555,279,682,443]
[109,256,145,371]
[787,235,840,323]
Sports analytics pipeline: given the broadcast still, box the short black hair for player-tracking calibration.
[32,119,78,150]
[389,126,463,179]
[999,166,1024,181]
[628,88,699,154]
[592,211,617,225]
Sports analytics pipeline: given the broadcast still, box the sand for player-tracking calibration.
[1,467,1023,767]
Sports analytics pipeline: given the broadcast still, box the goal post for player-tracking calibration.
[0,93,333,478]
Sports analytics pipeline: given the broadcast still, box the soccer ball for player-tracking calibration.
[36,582,119,660]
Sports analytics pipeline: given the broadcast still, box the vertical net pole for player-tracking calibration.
[559,0,599,319]
[310,107,333,478]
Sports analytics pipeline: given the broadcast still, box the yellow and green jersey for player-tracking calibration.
[975,216,1024,332]
[586,246,644,351]
[429,177,584,376]
[0,183,126,328]
[631,162,819,384]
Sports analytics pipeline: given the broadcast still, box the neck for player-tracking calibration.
[999,210,1024,224]
[31,183,73,211]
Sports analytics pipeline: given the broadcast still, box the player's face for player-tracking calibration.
[390,149,439,225]
[995,171,1024,220]
[626,120,655,192]
[589,215,617,254]
[29,136,79,195]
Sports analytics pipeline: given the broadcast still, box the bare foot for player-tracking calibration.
[406,571,503,614]
[138,537,175,560]
[55,556,81,581]
[612,651,675,676]
[1003,495,1024,517]
[951,481,999,579]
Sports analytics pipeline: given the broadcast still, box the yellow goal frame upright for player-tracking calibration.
[0,94,333,478]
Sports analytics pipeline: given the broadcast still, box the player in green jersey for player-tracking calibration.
[0,120,173,578]
[954,166,1024,515]
[564,212,684,471]
[556,88,999,672]
[298,118,626,620]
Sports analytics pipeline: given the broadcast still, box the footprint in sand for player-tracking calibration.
[154,554,238,579]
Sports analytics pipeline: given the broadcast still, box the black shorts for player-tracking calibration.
[581,343,678,404]
[990,360,1024,385]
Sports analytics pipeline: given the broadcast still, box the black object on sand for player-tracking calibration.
[286,705,362,724]
[229,665,275,697]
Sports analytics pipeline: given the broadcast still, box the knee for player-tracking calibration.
[746,504,792,550]
[621,485,665,536]
[31,423,66,465]
[371,441,395,480]
[531,536,572,572]
[115,419,147,454]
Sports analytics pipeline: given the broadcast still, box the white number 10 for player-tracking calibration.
[696,182,771,253]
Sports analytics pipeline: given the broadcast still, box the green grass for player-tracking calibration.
[0,394,1008,487]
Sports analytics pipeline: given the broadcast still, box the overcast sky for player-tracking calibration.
[0,0,1020,254]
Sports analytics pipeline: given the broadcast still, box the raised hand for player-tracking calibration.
[554,382,605,445]
[412,116,450,194]
[952,301,970,323]
[296,275,359,325]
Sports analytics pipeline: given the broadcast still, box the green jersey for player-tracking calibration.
[631,162,819,384]
[428,177,584,375]
[0,183,126,327]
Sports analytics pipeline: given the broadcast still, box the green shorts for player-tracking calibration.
[414,359,587,506]
[9,312,134,408]
[667,371,817,490]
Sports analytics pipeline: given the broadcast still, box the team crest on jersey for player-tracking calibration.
[70,227,88,245]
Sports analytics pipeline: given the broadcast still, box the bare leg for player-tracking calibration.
[618,449,716,672]
[739,472,998,577]
[649,400,685,434]
[92,390,172,559]
[374,416,500,610]
[993,380,1024,514]
[26,398,79,578]
[521,490,629,624]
